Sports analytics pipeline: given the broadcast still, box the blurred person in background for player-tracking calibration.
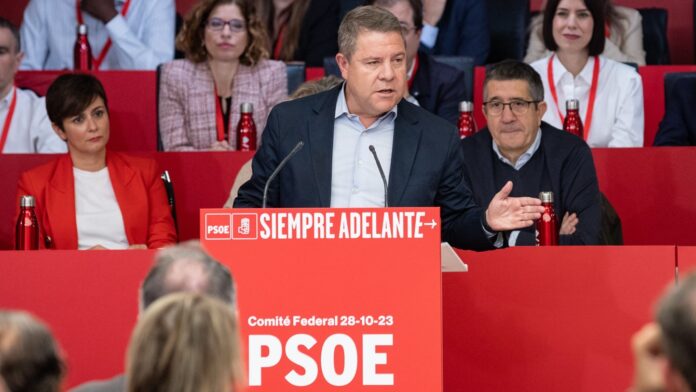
[0,17,65,153]
[0,310,65,392]
[20,0,175,70]
[159,0,286,151]
[529,0,644,147]
[16,73,176,249]
[125,293,244,392]
[257,0,340,67]
[526,0,645,65]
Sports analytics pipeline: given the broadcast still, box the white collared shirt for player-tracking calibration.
[0,86,67,153]
[531,54,644,147]
[491,129,542,246]
[20,0,175,70]
[331,84,397,207]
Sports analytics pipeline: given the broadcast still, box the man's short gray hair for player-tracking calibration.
[141,241,236,309]
[337,5,403,60]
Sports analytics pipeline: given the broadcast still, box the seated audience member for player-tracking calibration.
[257,0,340,67]
[70,241,236,392]
[462,60,601,245]
[653,79,696,146]
[369,0,468,125]
[530,0,644,147]
[159,0,287,151]
[418,0,490,65]
[16,74,177,250]
[125,293,243,392]
[630,272,696,392]
[0,18,65,153]
[19,0,175,70]
[234,6,546,251]
[0,311,65,392]
[525,0,645,65]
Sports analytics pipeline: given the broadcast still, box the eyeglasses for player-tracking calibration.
[206,17,246,33]
[399,23,419,36]
[483,99,540,116]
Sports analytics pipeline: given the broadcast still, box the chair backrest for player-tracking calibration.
[486,0,530,63]
[323,56,342,78]
[663,72,696,109]
[432,55,475,101]
[638,8,670,65]
[286,62,307,95]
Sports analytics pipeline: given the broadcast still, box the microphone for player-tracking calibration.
[368,145,389,208]
[262,140,304,208]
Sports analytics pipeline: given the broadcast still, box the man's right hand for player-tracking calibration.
[485,181,544,231]
[559,212,579,235]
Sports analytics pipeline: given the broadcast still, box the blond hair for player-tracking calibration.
[126,293,244,392]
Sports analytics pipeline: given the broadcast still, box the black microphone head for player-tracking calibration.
[369,145,376,153]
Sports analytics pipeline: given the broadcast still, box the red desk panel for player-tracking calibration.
[0,152,252,249]
[678,246,696,279]
[15,71,159,152]
[445,246,675,392]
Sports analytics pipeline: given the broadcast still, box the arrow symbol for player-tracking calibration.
[423,219,437,229]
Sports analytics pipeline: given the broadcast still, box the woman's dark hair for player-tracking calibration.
[542,0,606,56]
[176,0,269,66]
[45,73,108,130]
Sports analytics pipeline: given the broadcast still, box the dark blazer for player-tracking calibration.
[460,123,602,245]
[234,86,493,250]
[411,51,468,125]
[653,79,696,146]
[294,0,340,67]
[422,0,490,65]
[16,152,177,249]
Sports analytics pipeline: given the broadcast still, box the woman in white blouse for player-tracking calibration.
[530,0,644,147]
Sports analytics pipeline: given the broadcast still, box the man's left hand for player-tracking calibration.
[485,181,544,231]
[81,0,119,23]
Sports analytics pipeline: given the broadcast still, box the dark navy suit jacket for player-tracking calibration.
[421,0,490,65]
[234,85,493,250]
[411,51,468,125]
[460,123,602,245]
[653,78,696,146]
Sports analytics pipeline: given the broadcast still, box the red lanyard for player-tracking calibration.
[273,23,286,60]
[76,0,132,70]
[0,88,18,153]
[213,84,226,142]
[547,54,600,141]
[407,55,420,90]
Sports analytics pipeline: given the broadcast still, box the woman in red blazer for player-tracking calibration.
[16,74,177,250]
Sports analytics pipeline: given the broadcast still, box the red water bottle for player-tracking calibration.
[74,24,93,71]
[536,191,558,246]
[236,102,257,151]
[563,99,583,138]
[458,101,477,139]
[15,196,39,250]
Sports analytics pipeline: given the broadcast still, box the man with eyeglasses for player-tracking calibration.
[20,0,175,70]
[368,0,467,125]
[461,60,602,246]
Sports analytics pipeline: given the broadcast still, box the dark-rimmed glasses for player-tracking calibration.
[483,99,540,116]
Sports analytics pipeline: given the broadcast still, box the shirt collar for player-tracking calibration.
[552,54,598,85]
[491,127,542,170]
[0,86,15,109]
[334,82,398,122]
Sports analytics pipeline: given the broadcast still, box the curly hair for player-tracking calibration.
[176,0,269,66]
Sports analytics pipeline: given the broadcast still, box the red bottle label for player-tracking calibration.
[563,109,583,138]
[458,112,477,139]
[536,203,558,246]
[237,113,257,151]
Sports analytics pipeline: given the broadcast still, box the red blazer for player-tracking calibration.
[16,152,177,249]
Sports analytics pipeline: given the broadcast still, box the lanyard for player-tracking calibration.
[76,0,132,70]
[547,54,600,141]
[273,23,286,60]
[213,84,227,142]
[407,55,420,90]
[0,87,18,153]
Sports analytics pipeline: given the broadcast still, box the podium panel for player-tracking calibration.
[201,208,443,391]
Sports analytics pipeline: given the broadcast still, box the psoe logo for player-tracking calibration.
[205,213,232,240]
[231,213,258,240]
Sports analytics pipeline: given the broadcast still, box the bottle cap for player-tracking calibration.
[77,24,88,35]
[240,102,254,113]
[565,99,579,110]
[539,191,554,203]
[459,101,473,112]
[20,195,35,208]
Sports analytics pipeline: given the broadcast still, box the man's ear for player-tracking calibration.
[336,53,350,80]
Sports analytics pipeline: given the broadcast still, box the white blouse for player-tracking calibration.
[74,167,129,250]
[531,55,644,147]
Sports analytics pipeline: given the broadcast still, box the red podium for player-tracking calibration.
[200,207,444,391]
